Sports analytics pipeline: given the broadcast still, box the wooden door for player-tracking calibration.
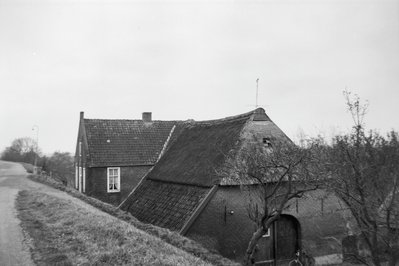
[275,215,299,264]
[254,215,300,266]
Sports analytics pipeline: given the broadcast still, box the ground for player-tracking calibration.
[0,160,215,266]
[0,160,35,266]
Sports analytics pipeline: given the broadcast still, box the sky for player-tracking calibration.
[1,0,398,155]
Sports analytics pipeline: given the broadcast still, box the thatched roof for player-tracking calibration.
[84,119,178,167]
[120,108,292,232]
[146,114,251,187]
[146,108,290,187]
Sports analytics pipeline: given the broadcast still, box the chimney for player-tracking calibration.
[142,112,152,122]
[80,111,84,120]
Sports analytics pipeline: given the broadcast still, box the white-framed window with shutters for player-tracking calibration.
[107,167,120,193]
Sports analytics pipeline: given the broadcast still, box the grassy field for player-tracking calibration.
[16,190,214,266]
[27,174,238,266]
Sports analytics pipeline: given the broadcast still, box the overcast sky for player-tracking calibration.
[1,0,398,155]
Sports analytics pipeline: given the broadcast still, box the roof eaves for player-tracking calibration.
[88,163,154,168]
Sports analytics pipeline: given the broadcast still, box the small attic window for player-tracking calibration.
[262,137,272,147]
[106,139,110,143]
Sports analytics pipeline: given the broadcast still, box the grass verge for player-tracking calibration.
[19,162,34,173]
[16,190,213,266]
[27,174,239,266]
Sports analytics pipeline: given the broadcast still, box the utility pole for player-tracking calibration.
[32,125,39,174]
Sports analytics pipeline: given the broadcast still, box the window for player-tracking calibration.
[107,167,120,193]
[75,166,78,189]
[78,166,82,192]
[262,228,271,238]
[79,141,82,157]
[82,168,86,193]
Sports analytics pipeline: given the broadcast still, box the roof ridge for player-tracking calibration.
[83,108,266,124]
[84,118,180,122]
[184,108,265,125]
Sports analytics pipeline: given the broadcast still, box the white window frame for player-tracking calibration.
[107,167,120,193]
[78,166,82,192]
[262,228,271,238]
[75,165,78,189]
[82,167,86,193]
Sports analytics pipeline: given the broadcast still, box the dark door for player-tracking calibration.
[254,215,300,266]
[275,215,299,264]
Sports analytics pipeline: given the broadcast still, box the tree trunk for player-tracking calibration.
[244,227,265,266]
[370,229,381,266]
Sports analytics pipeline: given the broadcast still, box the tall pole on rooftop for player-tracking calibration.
[32,125,39,173]
[256,78,259,108]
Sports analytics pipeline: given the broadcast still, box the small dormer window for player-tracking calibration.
[262,137,272,147]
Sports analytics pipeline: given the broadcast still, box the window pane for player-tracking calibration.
[108,168,120,191]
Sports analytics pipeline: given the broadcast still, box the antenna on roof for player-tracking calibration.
[255,78,259,108]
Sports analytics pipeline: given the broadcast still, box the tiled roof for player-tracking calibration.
[84,119,177,167]
[121,179,211,232]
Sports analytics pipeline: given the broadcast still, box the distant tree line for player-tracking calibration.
[1,137,74,185]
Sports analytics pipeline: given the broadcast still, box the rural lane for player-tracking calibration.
[0,160,118,266]
[0,160,35,266]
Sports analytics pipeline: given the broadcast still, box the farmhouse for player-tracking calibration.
[74,111,178,205]
[118,108,353,264]
[74,108,353,264]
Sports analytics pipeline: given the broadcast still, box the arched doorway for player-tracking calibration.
[254,215,301,266]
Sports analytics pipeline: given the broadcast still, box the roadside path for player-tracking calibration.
[0,160,113,266]
[0,161,35,266]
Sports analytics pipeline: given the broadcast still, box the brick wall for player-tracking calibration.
[187,186,353,264]
[86,166,151,206]
[187,186,258,263]
[284,189,354,258]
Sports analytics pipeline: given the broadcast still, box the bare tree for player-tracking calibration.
[1,137,39,164]
[315,91,399,266]
[44,152,75,185]
[223,137,321,266]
